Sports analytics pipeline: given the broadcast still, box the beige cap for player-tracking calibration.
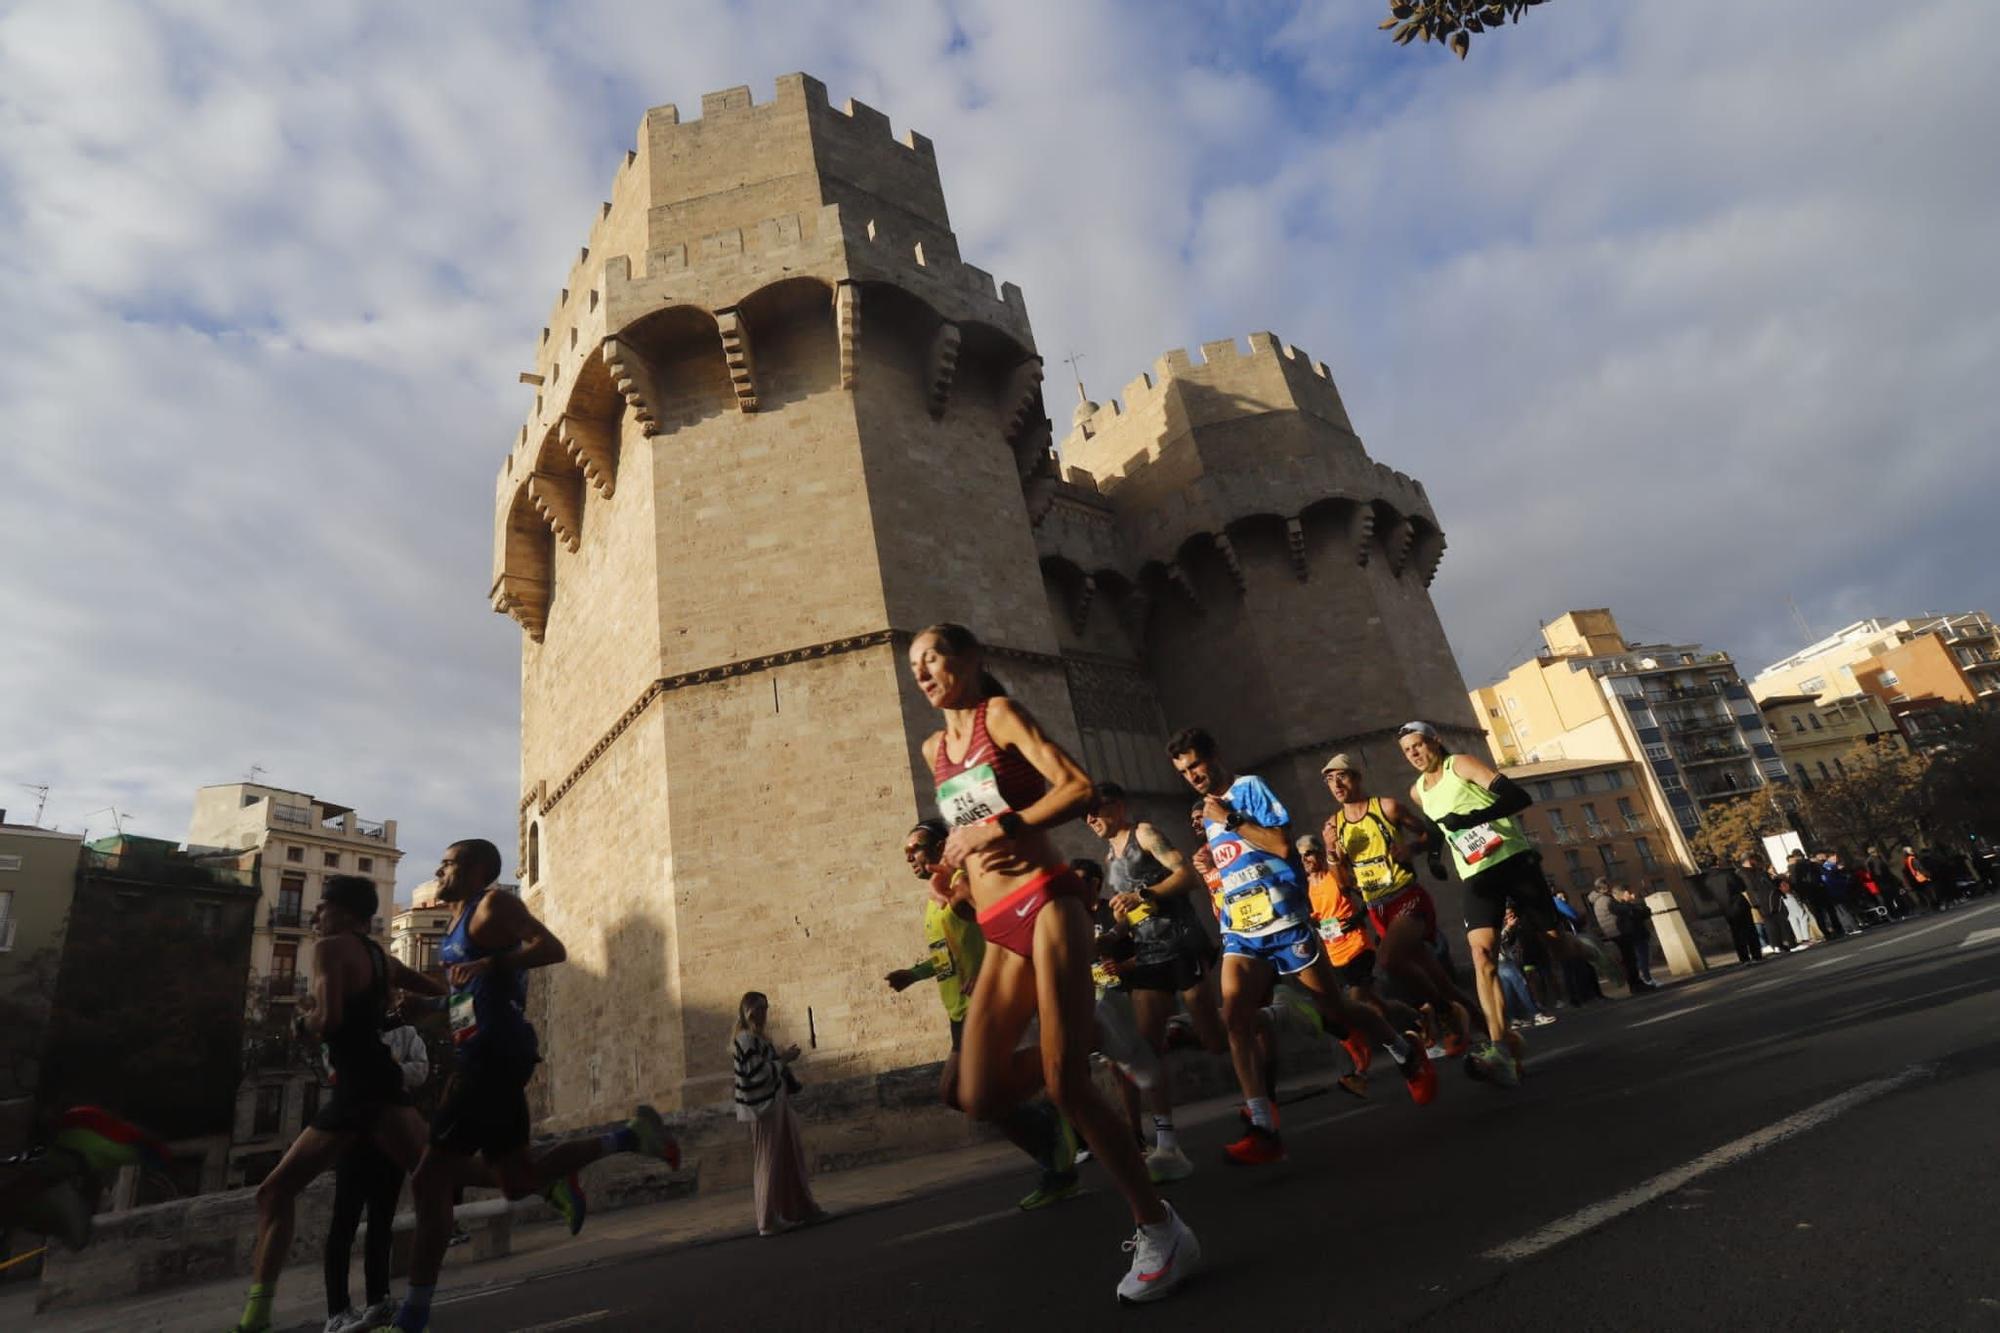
[1320,752,1359,775]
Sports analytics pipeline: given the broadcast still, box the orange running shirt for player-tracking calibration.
[1307,871,1371,967]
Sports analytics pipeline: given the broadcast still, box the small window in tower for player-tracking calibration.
[527,822,540,887]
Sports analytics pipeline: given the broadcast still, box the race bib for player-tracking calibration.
[1449,822,1505,865]
[1122,898,1156,926]
[926,939,956,980]
[1226,888,1276,933]
[1353,856,1394,890]
[937,764,1008,828]
[448,991,479,1047]
[1316,914,1347,942]
[1091,960,1120,993]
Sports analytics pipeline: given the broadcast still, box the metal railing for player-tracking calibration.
[1550,827,1581,845]
[1624,814,1655,832]
[268,906,303,930]
[354,819,389,841]
[1583,823,1611,840]
[270,805,312,827]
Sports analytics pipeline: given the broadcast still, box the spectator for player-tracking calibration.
[1789,850,1843,940]
[1613,887,1659,987]
[1498,906,1556,1026]
[1900,845,1938,913]
[1720,864,1762,965]
[1864,846,1905,920]
[1821,854,1865,933]
[1741,856,1794,954]
[732,991,823,1237]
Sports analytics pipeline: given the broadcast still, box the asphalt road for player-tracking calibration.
[429,898,2000,1332]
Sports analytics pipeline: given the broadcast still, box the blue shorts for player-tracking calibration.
[1221,921,1321,976]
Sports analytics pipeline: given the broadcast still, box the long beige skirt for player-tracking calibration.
[750,1090,818,1235]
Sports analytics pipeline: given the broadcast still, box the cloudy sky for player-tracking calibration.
[4,0,1994,894]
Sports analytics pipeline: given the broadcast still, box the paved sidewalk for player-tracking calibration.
[8,1087,1274,1332]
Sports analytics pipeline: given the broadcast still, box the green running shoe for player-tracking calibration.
[547,1170,587,1236]
[1018,1170,1081,1211]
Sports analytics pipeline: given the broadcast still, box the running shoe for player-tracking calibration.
[1532,1012,1558,1026]
[1146,1144,1195,1183]
[547,1170,587,1236]
[324,1309,367,1333]
[1334,1071,1370,1099]
[1467,1042,1520,1089]
[627,1103,681,1170]
[1397,1034,1439,1105]
[1018,1170,1082,1210]
[1222,1124,1286,1165]
[1340,1032,1374,1078]
[1050,1115,1079,1176]
[1116,1204,1201,1305]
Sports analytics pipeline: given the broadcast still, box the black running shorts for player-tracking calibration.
[1120,947,1211,994]
[1461,853,1561,935]
[430,1057,535,1160]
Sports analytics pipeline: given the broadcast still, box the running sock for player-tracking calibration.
[1139,1206,1178,1240]
[600,1125,639,1155]
[392,1283,435,1332]
[1385,1034,1413,1065]
[237,1284,273,1332]
[1151,1116,1177,1152]
[1245,1097,1275,1131]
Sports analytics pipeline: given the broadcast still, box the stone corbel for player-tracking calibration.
[925,321,962,418]
[1070,574,1097,637]
[1212,534,1245,593]
[1001,357,1045,443]
[602,336,660,437]
[835,281,860,391]
[1286,517,1309,583]
[1165,561,1202,613]
[528,471,583,553]
[491,572,551,642]
[1417,532,1448,587]
[1385,515,1416,576]
[1351,505,1377,568]
[715,308,758,412]
[561,415,617,499]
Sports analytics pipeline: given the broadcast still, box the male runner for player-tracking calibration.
[234,876,443,1333]
[1168,727,1436,1166]
[382,840,679,1333]
[1399,721,1570,1086]
[1085,783,1227,1182]
[888,819,1076,1209]
[1295,833,1424,1042]
[1318,754,1479,1055]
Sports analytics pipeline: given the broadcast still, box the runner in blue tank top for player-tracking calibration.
[1167,727,1438,1168]
[383,839,682,1333]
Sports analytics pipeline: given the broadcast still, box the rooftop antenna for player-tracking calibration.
[83,806,131,839]
[1063,351,1088,404]
[1786,595,1813,643]
[246,763,267,785]
[19,784,50,827]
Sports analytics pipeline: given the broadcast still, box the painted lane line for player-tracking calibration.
[1800,911,1990,970]
[1287,1104,1379,1136]
[1629,1003,1710,1029]
[515,1314,613,1331]
[1959,927,2000,950]
[891,1192,1098,1246]
[1482,1062,1934,1263]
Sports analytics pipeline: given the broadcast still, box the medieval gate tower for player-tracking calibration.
[491,74,1481,1131]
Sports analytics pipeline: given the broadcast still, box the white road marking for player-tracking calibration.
[1482,1063,1934,1263]
[514,1314,612,1331]
[891,1192,1096,1245]
[1958,927,2000,950]
[1287,1104,1378,1136]
[1629,1003,1710,1028]
[1800,910,1995,969]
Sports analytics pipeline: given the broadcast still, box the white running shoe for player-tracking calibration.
[1532,1012,1558,1026]
[1117,1205,1200,1304]
[1146,1144,1195,1184]
[324,1309,368,1333]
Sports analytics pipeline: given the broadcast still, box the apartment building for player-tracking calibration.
[1472,609,1789,856]
[0,814,84,1152]
[1758,691,1907,791]
[1502,757,1689,905]
[1752,612,2000,711]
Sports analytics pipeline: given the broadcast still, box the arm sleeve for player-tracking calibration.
[1480,774,1533,820]
[1232,777,1289,828]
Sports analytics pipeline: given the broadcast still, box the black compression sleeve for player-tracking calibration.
[1482,773,1533,819]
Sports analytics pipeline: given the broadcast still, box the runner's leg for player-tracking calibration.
[241,1127,348,1328]
[1466,926,1508,1045]
[323,1145,366,1319]
[1220,954,1273,1110]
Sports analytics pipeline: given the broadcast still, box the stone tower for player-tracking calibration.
[491,75,1069,1126]
[1037,335,1485,917]
[491,74,1482,1131]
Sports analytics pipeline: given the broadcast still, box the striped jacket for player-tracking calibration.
[732,1031,782,1121]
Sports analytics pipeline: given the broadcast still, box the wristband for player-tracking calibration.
[908,960,938,982]
[1224,810,1250,831]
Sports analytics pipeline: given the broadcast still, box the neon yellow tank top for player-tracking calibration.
[1335,797,1418,906]
[1416,756,1534,879]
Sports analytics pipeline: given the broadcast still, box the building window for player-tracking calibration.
[285,846,303,864]
[528,822,541,886]
[1644,744,1671,762]
[1582,803,1606,836]
[1563,849,1584,871]
[1816,761,1831,780]
[271,942,297,980]
[1604,769,1625,790]
[1808,714,1823,731]
[1791,716,1806,733]
[1567,777,1588,796]
[1833,757,1847,776]
[0,889,14,952]
[323,851,340,869]
[241,793,258,807]
[1659,773,1684,792]
[1635,837,1658,867]
[1598,844,1623,873]
[358,856,372,873]
[1800,675,1826,693]
[253,1085,283,1136]
[1879,670,1899,687]
[0,855,19,872]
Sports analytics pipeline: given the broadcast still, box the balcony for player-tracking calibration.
[1624,814,1656,832]
[265,974,307,1003]
[270,804,312,828]
[1677,745,1751,767]
[1664,715,1738,738]
[1550,827,1581,845]
[1583,823,1611,841]
[355,819,389,842]
[268,906,304,931]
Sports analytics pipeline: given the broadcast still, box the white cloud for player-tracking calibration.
[2,0,1994,876]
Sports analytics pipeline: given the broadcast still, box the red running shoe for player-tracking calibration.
[1398,1036,1439,1106]
[1341,1032,1373,1078]
[1223,1125,1286,1165]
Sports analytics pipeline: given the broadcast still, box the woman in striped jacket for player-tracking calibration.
[732,991,821,1235]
